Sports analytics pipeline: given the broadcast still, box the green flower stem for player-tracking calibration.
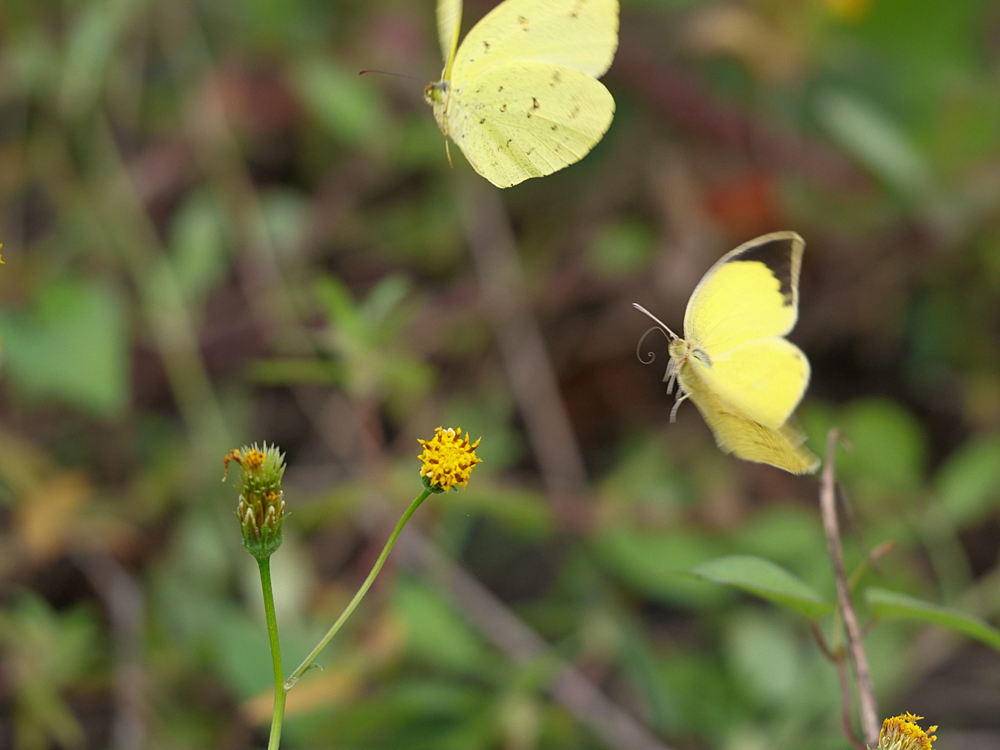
[285,488,432,690]
[258,557,286,750]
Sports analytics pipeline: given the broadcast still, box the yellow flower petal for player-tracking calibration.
[417,427,482,492]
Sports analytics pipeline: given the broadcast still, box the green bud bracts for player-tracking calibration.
[223,443,287,561]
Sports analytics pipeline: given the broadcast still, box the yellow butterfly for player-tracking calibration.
[635,232,820,474]
[424,0,619,188]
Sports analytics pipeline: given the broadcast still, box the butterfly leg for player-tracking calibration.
[663,360,678,394]
[670,391,691,423]
[445,139,453,168]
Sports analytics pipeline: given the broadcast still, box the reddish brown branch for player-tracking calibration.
[819,429,880,747]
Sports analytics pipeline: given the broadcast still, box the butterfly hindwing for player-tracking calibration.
[449,61,614,187]
[679,359,819,474]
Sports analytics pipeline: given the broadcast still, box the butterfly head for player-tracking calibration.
[423,80,448,106]
[669,338,691,361]
[423,80,451,137]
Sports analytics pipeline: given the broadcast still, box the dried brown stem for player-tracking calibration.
[808,621,836,662]
[457,181,591,528]
[819,429,880,747]
[75,553,147,750]
[834,657,867,750]
[396,530,674,750]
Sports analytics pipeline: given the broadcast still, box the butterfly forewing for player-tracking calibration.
[684,232,803,356]
[451,0,619,83]
[437,0,463,77]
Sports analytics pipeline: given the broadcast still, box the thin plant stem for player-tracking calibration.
[285,488,432,690]
[258,557,286,750]
[819,429,879,747]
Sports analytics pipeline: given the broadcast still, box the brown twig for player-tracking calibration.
[75,552,147,750]
[809,621,864,749]
[456,180,591,528]
[834,657,866,750]
[819,429,880,747]
[396,530,674,750]
[808,621,835,661]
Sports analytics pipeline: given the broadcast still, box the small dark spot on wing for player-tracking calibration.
[518,15,529,30]
[483,41,490,52]
[498,85,504,92]
[532,97,539,109]
[479,117,485,124]
[500,104,507,112]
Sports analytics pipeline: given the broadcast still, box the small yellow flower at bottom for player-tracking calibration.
[418,427,482,492]
[878,713,937,750]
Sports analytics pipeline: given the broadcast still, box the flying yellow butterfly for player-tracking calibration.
[424,0,619,188]
[634,232,820,474]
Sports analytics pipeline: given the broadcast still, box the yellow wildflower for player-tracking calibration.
[418,427,482,492]
[878,713,937,750]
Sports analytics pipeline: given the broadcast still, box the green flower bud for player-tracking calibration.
[223,443,287,560]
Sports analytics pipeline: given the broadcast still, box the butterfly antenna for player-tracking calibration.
[636,326,667,365]
[632,303,678,340]
[358,69,424,84]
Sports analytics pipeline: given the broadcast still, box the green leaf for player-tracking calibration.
[293,59,388,151]
[586,220,655,278]
[865,588,1000,651]
[393,577,493,673]
[838,398,927,493]
[167,190,228,303]
[0,279,129,416]
[691,556,833,619]
[815,90,932,197]
[934,434,1000,526]
[594,530,728,608]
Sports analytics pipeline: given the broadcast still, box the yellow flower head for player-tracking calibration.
[879,713,937,750]
[418,427,482,492]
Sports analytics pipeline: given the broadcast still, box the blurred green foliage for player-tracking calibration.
[1,0,1000,748]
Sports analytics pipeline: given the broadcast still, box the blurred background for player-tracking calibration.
[1,0,1000,748]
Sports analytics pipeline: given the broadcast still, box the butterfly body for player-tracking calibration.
[426,0,619,188]
[636,232,820,475]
